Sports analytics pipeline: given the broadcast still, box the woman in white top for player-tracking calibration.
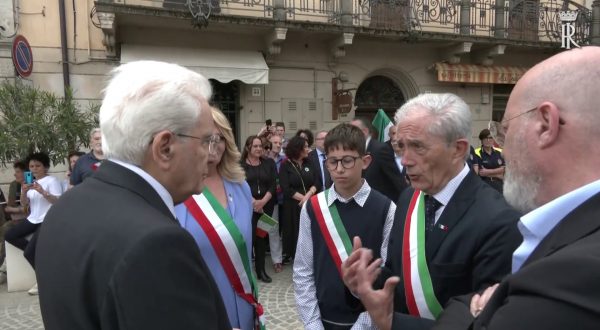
[5,152,63,272]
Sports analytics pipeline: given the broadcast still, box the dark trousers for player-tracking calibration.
[4,220,40,268]
[281,200,301,259]
[252,212,268,275]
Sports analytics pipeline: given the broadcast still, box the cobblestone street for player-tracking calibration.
[0,259,302,330]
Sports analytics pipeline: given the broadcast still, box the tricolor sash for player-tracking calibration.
[310,189,352,276]
[402,190,443,320]
[184,188,266,330]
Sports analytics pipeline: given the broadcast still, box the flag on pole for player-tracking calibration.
[256,213,278,238]
[372,109,394,142]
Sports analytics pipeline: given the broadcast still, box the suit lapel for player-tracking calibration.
[93,160,177,223]
[310,151,323,189]
[521,192,600,268]
[425,172,479,261]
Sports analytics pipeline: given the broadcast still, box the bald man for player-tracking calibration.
[345,46,600,330]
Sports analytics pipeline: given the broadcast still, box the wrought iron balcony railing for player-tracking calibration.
[104,0,591,44]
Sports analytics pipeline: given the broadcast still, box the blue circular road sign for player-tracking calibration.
[12,35,34,77]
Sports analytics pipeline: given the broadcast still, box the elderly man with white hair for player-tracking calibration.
[345,93,521,330]
[35,61,231,330]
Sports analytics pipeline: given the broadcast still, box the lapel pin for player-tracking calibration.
[439,224,449,231]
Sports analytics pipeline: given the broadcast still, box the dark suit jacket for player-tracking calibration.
[308,149,332,192]
[386,171,521,329]
[364,138,407,201]
[431,191,600,330]
[36,161,231,330]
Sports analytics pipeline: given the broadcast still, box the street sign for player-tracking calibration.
[12,35,33,77]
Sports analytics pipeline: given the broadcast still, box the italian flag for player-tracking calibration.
[372,108,394,142]
[256,213,278,238]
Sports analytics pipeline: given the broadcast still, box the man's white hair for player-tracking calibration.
[395,93,471,149]
[99,61,212,165]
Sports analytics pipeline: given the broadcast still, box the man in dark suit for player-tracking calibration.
[345,93,521,329]
[345,47,600,330]
[35,61,231,330]
[308,130,332,192]
[350,118,406,201]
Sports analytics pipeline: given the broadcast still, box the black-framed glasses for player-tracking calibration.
[325,156,361,170]
[488,106,537,147]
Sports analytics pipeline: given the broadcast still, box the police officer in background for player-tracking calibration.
[474,128,505,193]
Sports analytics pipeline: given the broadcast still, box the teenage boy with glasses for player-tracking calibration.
[293,123,396,330]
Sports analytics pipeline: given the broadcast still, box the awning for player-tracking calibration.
[434,63,528,84]
[121,44,269,84]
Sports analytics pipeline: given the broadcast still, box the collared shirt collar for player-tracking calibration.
[512,178,600,272]
[326,180,371,207]
[365,136,372,150]
[110,158,176,218]
[430,163,470,206]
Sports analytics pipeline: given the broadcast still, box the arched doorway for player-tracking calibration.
[210,79,240,145]
[354,75,405,122]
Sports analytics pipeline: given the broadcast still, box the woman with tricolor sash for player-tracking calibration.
[175,108,261,330]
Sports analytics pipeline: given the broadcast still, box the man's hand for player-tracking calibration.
[342,237,369,293]
[470,283,499,317]
[361,276,400,330]
[342,237,399,330]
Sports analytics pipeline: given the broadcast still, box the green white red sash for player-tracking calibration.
[402,190,443,320]
[310,189,352,276]
[184,188,266,330]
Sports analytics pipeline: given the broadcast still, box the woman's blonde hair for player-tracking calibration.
[212,107,245,182]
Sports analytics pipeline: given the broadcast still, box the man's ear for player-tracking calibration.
[361,154,372,170]
[453,139,469,162]
[149,130,175,170]
[536,102,561,149]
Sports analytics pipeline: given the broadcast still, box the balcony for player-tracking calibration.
[95,0,591,48]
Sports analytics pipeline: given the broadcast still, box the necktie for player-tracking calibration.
[319,152,327,191]
[424,195,442,236]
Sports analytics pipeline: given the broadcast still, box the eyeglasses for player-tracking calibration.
[488,106,537,147]
[325,155,361,170]
[176,133,223,154]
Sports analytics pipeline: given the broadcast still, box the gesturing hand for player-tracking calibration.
[470,283,499,317]
[342,236,398,330]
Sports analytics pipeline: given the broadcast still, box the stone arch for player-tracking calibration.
[354,68,419,121]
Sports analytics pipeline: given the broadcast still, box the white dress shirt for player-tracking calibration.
[512,178,600,272]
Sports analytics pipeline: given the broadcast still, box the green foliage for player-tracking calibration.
[0,80,99,166]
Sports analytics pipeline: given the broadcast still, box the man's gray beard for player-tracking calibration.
[503,166,540,214]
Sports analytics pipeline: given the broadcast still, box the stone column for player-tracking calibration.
[340,0,353,26]
[460,0,471,35]
[494,0,506,38]
[273,0,286,21]
[592,0,600,45]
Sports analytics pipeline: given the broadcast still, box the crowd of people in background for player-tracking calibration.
[1,47,599,330]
